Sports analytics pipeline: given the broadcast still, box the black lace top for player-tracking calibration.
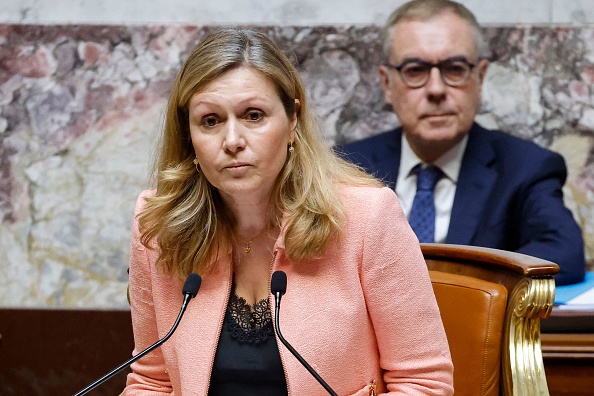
[208,287,287,395]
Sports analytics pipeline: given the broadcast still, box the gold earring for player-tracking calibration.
[193,158,200,173]
[288,141,294,153]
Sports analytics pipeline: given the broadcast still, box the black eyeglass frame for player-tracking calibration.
[385,56,477,88]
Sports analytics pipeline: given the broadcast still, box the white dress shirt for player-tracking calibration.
[395,134,468,243]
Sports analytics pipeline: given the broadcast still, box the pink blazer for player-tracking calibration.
[124,186,454,396]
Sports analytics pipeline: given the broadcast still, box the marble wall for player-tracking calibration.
[1,24,593,307]
[2,0,594,25]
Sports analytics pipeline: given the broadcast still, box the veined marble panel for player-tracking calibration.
[1,24,593,307]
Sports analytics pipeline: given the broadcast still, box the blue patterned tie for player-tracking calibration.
[408,165,443,243]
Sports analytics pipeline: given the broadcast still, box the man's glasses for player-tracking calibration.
[385,57,476,88]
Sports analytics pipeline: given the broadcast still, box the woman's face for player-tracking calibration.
[188,66,298,206]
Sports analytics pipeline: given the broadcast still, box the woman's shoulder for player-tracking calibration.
[134,189,156,211]
[337,185,401,217]
[338,184,397,204]
[138,189,156,199]
[337,184,408,235]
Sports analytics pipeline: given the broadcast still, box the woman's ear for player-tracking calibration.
[289,99,300,141]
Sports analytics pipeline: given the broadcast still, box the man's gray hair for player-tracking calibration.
[382,0,490,61]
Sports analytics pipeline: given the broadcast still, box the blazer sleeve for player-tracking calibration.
[360,187,454,395]
[124,191,174,395]
[513,150,585,285]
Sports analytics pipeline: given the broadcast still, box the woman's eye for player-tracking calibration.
[201,116,218,127]
[246,110,264,121]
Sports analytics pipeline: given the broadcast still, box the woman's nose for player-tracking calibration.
[222,119,246,152]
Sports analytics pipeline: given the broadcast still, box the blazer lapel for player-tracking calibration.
[175,265,231,395]
[446,124,498,245]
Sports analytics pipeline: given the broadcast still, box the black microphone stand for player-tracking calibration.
[73,273,201,396]
[271,271,338,396]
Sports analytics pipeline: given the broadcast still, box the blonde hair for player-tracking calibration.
[139,28,381,278]
[383,0,489,61]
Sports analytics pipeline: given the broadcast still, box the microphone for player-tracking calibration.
[270,270,338,396]
[73,273,202,396]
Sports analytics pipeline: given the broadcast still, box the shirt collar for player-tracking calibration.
[400,133,468,183]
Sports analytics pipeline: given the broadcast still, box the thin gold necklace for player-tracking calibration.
[238,227,268,254]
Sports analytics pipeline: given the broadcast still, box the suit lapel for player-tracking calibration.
[372,128,402,189]
[446,124,498,245]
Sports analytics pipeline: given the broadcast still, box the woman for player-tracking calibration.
[124,28,453,395]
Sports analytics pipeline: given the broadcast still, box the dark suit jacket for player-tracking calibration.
[339,123,586,285]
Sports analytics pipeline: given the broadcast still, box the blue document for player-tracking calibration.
[554,272,594,304]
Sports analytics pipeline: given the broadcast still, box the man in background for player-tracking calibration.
[340,0,585,285]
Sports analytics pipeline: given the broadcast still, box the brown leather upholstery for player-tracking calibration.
[422,243,559,396]
[430,270,507,396]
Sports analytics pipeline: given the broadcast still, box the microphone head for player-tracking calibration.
[182,273,202,298]
[271,270,287,295]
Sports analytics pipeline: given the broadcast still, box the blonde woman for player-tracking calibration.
[124,28,453,396]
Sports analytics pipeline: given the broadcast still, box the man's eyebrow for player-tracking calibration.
[443,56,471,62]
[398,57,425,64]
[398,55,471,64]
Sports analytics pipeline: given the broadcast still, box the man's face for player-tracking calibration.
[379,11,488,162]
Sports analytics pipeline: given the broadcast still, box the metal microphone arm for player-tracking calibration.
[271,270,338,396]
[73,273,202,396]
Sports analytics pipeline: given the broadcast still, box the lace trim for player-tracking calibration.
[227,292,274,344]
